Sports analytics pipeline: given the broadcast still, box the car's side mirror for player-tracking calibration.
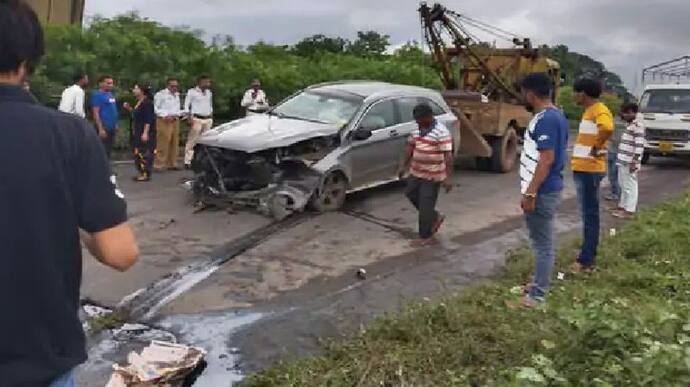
[352,128,373,141]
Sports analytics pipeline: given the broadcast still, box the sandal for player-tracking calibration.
[432,213,446,235]
[570,261,594,275]
[410,238,439,247]
[133,175,150,182]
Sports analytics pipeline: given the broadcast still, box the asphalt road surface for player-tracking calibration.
[78,156,690,386]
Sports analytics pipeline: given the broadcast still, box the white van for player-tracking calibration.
[640,84,690,163]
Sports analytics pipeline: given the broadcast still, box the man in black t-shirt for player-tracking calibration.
[0,2,139,386]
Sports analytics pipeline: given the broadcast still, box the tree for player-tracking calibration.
[347,31,390,57]
[292,34,348,57]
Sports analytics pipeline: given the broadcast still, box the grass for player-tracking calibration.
[243,190,690,386]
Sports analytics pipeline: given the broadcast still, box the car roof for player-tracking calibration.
[307,80,440,100]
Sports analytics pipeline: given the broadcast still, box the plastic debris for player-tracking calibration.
[557,272,565,280]
[356,268,367,280]
[609,228,617,237]
[105,340,206,387]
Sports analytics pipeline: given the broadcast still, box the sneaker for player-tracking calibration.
[521,294,544,309]
[612,210,634,219]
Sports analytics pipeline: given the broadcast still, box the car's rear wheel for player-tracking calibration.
[310,171,348,212]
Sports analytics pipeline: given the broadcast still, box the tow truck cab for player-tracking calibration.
[640,84,690,162]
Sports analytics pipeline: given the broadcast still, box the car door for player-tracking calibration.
[346,98,401,189]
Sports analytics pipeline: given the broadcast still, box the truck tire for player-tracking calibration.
[489,128,518,173]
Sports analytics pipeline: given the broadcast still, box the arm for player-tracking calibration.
[91,106,106,136]
[631,123,646,171]
[76,89,85,118]
[442,151,454,192]
[154,92,166,118]
[183,90,193,117]
[397,139,415,177]
[592,111,614,152]
[80,225,138,271]
[240,90,253,108]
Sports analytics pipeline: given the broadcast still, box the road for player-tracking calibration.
[77,156,690,386]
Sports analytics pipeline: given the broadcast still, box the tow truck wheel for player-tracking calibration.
[310,171,348,212]
[490,128,518,173]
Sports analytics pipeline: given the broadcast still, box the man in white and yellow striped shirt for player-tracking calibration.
[571,78,614,274]
[613,102,645,219]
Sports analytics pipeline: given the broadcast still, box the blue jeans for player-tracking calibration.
[574,172,605,267]
[524,191,562,300]
[607,151,620,198]
[49,369,75,387]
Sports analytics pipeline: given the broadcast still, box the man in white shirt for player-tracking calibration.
[58,72,88,118]
[154,77,182,170]
[183,75,213,168]
[240,79,268,115]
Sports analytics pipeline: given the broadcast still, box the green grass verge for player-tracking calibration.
[244,190,690,386]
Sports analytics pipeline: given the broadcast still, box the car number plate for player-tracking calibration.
[659,141,674,152]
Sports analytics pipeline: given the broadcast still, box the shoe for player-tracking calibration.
[521,295,544,309]
[570,261,594,275]
[432,213,446,235]
[133,175,150,182]
[410,238,439,247]
[612,210,634,219]
[184,164,191,170]
[604,193,619,202]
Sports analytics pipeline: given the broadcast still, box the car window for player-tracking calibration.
[360,99,396,131]
[397,97,418,123]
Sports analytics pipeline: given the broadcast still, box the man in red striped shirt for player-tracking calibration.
[397,104,454,246]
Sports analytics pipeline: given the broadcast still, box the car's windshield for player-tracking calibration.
[272,91,362,126]
[640,89,690,114]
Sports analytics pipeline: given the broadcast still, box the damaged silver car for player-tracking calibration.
[191,81,459,219]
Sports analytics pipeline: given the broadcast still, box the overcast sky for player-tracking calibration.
[85,0,689,94]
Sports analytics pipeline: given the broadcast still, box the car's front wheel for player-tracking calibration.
[310,171,348,212]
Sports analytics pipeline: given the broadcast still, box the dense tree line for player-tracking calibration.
[31,13,625,123]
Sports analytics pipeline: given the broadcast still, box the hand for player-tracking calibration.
[98,129,108,139]
[630,163,640,173]
[397,166,406,180]
[442,178,453,193]
[141,132,149,143]
[590,146,604,158]
[187,116,193,126]
[123,102,131,111]
[521,194,536,213]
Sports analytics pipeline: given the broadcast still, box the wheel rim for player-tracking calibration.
[319,173,347,210]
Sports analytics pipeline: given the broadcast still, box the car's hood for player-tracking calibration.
[198,114,339,153]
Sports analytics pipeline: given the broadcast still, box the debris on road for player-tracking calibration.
[609,228,617,237]
[557,272,565,280]
[105,341,206,387]
[356,268,367,280]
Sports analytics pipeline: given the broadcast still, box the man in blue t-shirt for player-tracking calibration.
[90,75,119,158]
[518,73,569,307]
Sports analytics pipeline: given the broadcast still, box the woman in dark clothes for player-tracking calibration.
[124,83,156,181]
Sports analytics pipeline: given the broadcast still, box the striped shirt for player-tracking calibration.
[408,121,453,181]
[572,102,614,173]
[617,119,645,166]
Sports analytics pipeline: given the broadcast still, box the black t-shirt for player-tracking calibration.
[0,85,127,385]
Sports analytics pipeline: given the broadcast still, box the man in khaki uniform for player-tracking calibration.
[154,77,182,170]
[183,75,213,168]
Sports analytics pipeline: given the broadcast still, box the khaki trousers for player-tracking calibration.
[155,118,180,169]
[184,117,213,165]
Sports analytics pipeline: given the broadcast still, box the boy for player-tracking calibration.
[613,102,645,219]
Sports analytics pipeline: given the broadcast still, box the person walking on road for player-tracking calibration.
[613,102,645,219]
[58,71,88,118]
[570,78,614,274]
[605,116,626,202]
[184,75,213,169]
[0,2,139,386]
[124,84,156,182]
[90,75,119,158]
[241,79,268,116]
[518,73,569,307]
[398,103,454,247]
[154,77,182,171]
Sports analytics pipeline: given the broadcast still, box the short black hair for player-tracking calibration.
[520,72,553,99]
[413,103,434,120]
[133,82,154,100]
[0,0,45,74]
[98,74,113,83]
[573,78,603,99]
[621,101,639,114]
[197,74,210,82]
[166,77,179,84]
[73,71,87,83]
